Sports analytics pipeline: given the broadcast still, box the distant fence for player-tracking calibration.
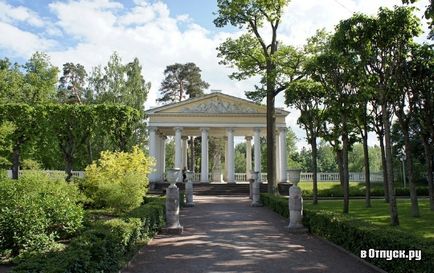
[7,170,84,179]
[6,169,383,183]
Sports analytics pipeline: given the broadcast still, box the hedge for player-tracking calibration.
[260,193,434,273]
[12,200,165,273]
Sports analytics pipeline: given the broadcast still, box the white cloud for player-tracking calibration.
[0,21,56,57]
[0,0,45,27]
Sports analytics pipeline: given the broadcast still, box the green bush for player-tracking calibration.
[0,174,84,257]
[300,185,429,198]
[260,193,434,273]
[82,146,153,212]
[13,201,165,273]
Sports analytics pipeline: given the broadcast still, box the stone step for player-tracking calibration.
[149,182,291,196]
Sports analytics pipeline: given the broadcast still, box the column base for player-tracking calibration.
[185,202,195,207]
[288,226,308,234]
[162,226,183,235]
[250,202,263,207]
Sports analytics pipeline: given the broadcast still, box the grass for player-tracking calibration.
[304,199,434,240]
[298,181,384,192]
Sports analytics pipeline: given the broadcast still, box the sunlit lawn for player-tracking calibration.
[298,181,384,192]
[304,199,434,240]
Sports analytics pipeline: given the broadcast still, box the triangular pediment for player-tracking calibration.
[147,93,288,116]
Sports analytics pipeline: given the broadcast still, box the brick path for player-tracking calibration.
[123,196,381,273]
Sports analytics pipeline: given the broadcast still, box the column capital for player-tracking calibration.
[200,127,209,132]
[278,127,287,132]
[253,127,261,133]
[181,136,189,140]
[148,126,157,131]
[245,136,252,141]
[174,127,183,132]
[226,128,234,133]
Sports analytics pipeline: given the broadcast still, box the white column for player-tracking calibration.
[174,127,183,169]
[155,135,161,180]
[149,127,158,182]
[161,136,166,181]
[200,128,209,182]
[182,136,188,169]
[224,136,228,181]
[245,136,252,180]
[227,128,235,183]
[276,132,281,183]
[254,128,261,177]
[279,127,288,182]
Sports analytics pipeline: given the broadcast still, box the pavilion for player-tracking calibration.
[145,91,289,184]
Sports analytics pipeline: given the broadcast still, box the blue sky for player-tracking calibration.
[0,0,431,148]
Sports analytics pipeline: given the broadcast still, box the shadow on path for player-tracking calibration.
[123,196,380,273]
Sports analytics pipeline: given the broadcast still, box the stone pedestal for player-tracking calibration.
[249,179,254,200]
[251,171,262,207]
[287,169,307,233]
[185,171,194,207]
[163,169,183,234]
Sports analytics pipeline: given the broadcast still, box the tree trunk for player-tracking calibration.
[266,92,277,194]
[362,131,371,208]
[342,134,350,214]
[11,144,20,180]
[87,139,93,163]
[65,154,73,182]
[383,105,399,225]
[402,128,420,217]
[337,149,344,188]
[379,134,389,203]
[421,136,434,211]
[311,137,318,205]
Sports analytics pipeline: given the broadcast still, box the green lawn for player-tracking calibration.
[304,199,434,240]
[298,181,384,191]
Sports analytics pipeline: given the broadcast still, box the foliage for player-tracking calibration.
[0,173,84,257]
[157,63,209,103]
[261,193,434,273]
[57,63,87,104]
[20,159,42,170]
[12,201,165,273]
[215,0,296,194]
[83,146,153,211]
[0,121,15,168]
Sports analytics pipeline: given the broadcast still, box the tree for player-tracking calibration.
[157,63,209,103]
[0,104,35,179]
[406,44,434,210]
[215,0,299,194]
[286,80,324,204]
[58,63,87,104]
[0,58,24,103]
[22,52,58,103]
[333,7,421,224]
[402,0,433,38]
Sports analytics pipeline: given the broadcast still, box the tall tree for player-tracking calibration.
[215,0,302,194]
[157,62,209,172]
[157,63,209,103]
[334,7,421,225]
[285,80,324,204]
[0,58,24,103]
[22,52,58,103]
[58,63,87,104]
[408,44,434,210]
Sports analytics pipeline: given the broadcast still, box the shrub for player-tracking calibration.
[0,174,84,257]
[13,201,165,273]
[82,146,153,211]
[20,159,42,170]
[260,193,434,273]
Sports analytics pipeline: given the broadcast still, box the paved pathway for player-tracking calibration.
[123,196,381,273]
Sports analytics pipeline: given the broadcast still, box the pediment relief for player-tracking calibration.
[180,97,259,114]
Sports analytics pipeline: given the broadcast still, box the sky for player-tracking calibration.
[0,0,431,149]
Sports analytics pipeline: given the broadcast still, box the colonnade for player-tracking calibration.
[148,127,288,183]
